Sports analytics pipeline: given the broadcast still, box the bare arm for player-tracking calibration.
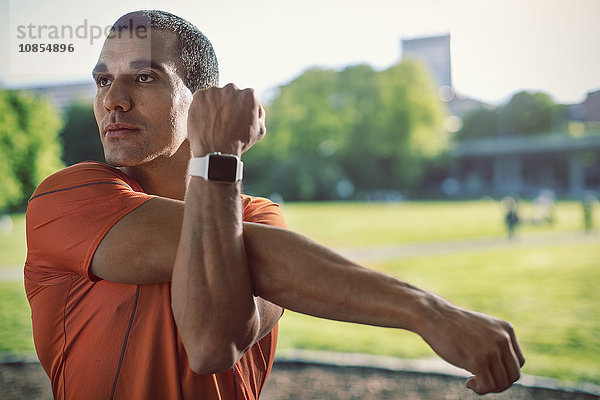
[171,178,258,374]
[243,222,525,395]
[170,84,278,374]
[94,206,524,393]
[92,197,524,393]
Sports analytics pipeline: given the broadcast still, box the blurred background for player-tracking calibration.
[0,0,599,397]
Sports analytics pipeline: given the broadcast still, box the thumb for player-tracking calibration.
[466,376,478,392]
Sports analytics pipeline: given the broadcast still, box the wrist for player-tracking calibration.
[412,291,456,339]
[191,142,243,158]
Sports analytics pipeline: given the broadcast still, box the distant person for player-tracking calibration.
[503,196,520,240]
[582,193,597,234]
[24,10,524,399]
[533,189,555,226]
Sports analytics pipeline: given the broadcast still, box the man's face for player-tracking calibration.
[93,28,193,167]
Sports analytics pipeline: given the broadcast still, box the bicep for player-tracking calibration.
[91,196,185,284]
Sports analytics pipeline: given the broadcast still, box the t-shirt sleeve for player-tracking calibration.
[241,195,287,229]
[25,162,153,281]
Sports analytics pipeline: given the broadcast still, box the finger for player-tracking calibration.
[224,82,239,90]
[466,376,478,393]
[507,324,526,367]
[489,330,521,391]
[467,376,490,395]
[490,350,510,392]
[258,105,267,135]
[467,364,496,395]
[502,339,522,384]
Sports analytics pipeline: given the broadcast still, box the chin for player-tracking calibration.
[103,148,152,168]
[104,154,139,168]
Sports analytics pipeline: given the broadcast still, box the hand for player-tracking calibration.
[187,83,266,157]
[419,295,525,395]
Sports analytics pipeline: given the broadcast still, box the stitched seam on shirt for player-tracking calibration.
[110,285,140,400]
[28,181,133,202]
[61,276,75,400]
[233,365,238,400]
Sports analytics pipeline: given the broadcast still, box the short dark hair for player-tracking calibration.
[109,10,219,93]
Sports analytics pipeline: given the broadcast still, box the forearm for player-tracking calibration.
[242,222,433,334]
[171,178,259,374]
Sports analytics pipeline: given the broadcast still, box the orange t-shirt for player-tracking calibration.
[24,162,287,400]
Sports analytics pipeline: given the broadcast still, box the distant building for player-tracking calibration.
[400,34,487,118]
[446,93,489,119]
[401,34,452,89]
[566,89,600,122]
[451,134,600,197]
[450,89,600,197]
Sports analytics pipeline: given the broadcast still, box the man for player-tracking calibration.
[25,10,524,400]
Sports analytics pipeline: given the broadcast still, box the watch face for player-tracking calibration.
[208,154,238,182]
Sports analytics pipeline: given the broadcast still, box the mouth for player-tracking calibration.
[104,122,141,138]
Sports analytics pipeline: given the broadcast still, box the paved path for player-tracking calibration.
[0,266,25,282]
[272,349,600,396]
[1,230,598,282]
[336,230,599,263]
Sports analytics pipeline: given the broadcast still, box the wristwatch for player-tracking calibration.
[189,152,244,182]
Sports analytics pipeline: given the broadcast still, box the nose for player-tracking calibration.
[103,78,132,112]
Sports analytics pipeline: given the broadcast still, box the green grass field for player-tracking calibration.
[0,281,34,354]
[1,201,598,386]
[0,214,26,267]
[280,200,595,246]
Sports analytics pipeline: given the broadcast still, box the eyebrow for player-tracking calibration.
[92,59,168,78]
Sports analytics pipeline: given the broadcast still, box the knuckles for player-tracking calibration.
[191,84,258,111]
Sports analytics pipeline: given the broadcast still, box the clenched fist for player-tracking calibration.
[187,83,266,157]
[418,295,525,395]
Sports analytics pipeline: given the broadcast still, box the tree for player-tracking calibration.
[0,91,23,211]
[0,89,64,211]
[455,107,499,140]
[500,91,564,135]
[244,67,348,199]
[456,90,565,140]
[358,61,447,190]
[243,61,447,200]
[60,101,104,166]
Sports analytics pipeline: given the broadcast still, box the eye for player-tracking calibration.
[137,73,154,83]
[96,76,112,87]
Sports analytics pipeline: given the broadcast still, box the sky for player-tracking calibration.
[0,0,599,105]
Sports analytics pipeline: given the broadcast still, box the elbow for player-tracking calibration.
[183,320,260,375]
[187,344,241,375]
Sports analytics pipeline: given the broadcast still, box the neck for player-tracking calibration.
[119,141,192,201]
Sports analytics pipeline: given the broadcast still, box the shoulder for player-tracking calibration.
[25,162,152,279]
[30,162,143,202]
[241,195,287,229]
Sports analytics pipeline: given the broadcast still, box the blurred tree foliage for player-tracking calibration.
[60,101,104,166]
[0,89,63,211]
[244,61,447,200]
[501,91,564,135]
[457,90,565,140]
